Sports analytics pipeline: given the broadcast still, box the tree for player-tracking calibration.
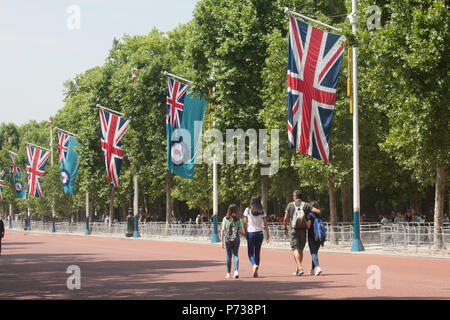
[359,0,449,247]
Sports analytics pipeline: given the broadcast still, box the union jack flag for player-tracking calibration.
[0,170,6,201]
[26,145,49,198]
[0,170,6,187]
[166,77,188,129]
[99,107,129,188]
[287,16,345,163]
[57,131,71,163]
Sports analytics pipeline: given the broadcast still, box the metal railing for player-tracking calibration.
[380,224,449,255]
[6,220,450,255]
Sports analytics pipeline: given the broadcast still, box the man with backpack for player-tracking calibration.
[283,190,321,276]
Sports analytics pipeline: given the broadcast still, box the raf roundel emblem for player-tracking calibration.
[61,169,71,187]
[170,139,190,166]
[15,182,22,192]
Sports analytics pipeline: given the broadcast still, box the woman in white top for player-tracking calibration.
[243,196,270,277]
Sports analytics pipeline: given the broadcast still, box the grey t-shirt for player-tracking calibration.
[286,200,313,229]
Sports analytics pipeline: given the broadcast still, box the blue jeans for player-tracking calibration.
[247,231,264,266]
[308,237,320,269]
[226,238,240,273]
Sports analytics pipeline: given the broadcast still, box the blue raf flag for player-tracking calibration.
[166,77,206,179]
[10,152,26,199]
[57,131,79,194]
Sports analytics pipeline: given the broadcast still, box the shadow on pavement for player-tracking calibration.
[0,251,349,300]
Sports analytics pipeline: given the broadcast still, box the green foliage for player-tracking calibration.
[1,0,448,220]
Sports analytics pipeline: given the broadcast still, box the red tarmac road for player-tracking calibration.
[0,230,449,300]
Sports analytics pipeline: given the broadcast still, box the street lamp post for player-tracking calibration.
[131,67,140,238]
[7,139,13,229]
[27,208,31,231]
[49,114,56,233]
[349,1,364,252]
[126,155,134,237]
[209,84,219,243]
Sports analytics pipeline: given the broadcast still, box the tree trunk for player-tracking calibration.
[434,162,445,250]
[240,201,246,215]
[123,206,127,222]
[341,183,352,222]
[109,187,115,228]
[273,198,280,219]
[89,196,94,232]
[166,171,172,234]
[142,190,149,217]
[261,175,269,214]
[134,175,139,220]
[328,175,338,244]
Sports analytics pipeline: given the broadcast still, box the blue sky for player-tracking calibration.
[0,0,198,125]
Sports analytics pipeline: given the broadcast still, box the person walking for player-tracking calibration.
[243,196,270,278]
[306,201,324,276]
[283,190,321,276]
[221,204,246,279]
[0,218,4,256]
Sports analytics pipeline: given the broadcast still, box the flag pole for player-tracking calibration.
[209,85,220,243]
[25,142,50,151]
[132,67,140,238]
[55,127,78,137]
[8,151,20,225]
[349,1,364,252]
[284,7,343,33]
[49,114,56,233]
[96,104,125,117]
[164,71,193,85]
[85,190,90,235]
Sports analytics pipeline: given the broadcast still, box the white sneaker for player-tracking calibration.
[233,271,239,278]
[293,269,304,276]
[252,265,259,278]
[314,267,322,276]
[309,269,314,276]
[226,273,231,278]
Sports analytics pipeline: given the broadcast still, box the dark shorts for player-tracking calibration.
[290,228,306,251]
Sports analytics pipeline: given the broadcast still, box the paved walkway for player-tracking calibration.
[1,230,449,300]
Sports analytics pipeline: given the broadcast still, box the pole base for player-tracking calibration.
[351,238,365,252]
[211,233,220,243]
[85,218,90,235]
[133,216,140,238]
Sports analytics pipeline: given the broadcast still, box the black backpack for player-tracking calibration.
[224,220,239,245]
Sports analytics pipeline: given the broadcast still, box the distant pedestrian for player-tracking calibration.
[243,196,270,278]
[221,204,246,279]
[0,218,4,256]
[361,214,366,223]
[195,214,201,225]
[405,211,412,223]
[307,201,323,276]
[444,214,449,224]
[283,190,320,276]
